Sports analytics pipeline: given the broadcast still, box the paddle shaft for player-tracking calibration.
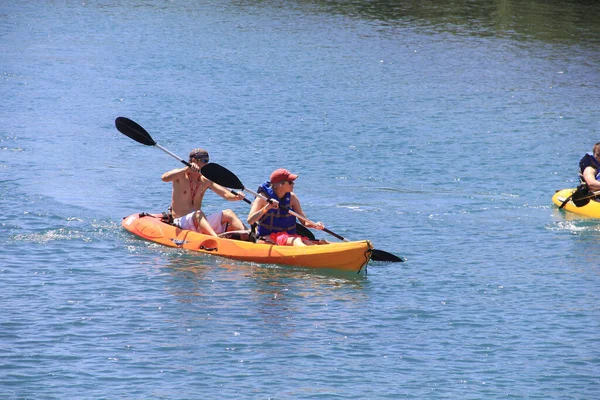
[155,143,191,168]
[579,189,600,201]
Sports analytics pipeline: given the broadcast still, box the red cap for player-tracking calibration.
[270,168,298,184]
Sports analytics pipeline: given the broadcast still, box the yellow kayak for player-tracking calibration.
[122,213,373,272]
[552,188,600,218]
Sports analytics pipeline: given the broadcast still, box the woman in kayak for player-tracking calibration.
[162,148,246,236]
[247,168,324,246]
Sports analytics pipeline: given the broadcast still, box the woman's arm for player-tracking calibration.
[247,196,274,225]
[290,193,324,229]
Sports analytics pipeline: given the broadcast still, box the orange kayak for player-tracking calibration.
[122,213,373,273]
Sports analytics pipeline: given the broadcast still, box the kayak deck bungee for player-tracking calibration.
[552,188,600,218]
[122,213,373,273]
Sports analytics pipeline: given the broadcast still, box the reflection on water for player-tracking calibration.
[551,207,600,223]
[162,253,368,294]
[158,254,369,336]
[295,0,599,45]
[549,207,600,269]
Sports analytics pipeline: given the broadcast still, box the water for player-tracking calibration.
[2,1,599,398]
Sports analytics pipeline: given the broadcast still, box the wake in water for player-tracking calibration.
[2,185,123,248]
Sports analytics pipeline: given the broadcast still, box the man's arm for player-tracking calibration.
[161,167,188,182]
[208,180,245,201]
[583,166,600,191]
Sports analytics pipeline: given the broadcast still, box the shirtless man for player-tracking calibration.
[161,148,246,236]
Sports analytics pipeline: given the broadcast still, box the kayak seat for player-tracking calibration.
[218,230,252,241]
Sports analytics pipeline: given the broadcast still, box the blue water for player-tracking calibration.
[2,1,600,398]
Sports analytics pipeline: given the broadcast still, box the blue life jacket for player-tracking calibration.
[579,153,600,183]
[256,182,297,237]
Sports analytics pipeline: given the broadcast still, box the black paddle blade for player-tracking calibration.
[558,193,573,209]
[115,117,156,146]
[573,197,591,207]
[201,163,244,190]
[296,223,316,241]
[572,185,592,207]
[371,249,404,262]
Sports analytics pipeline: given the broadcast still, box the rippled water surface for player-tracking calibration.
[2,1,599,398]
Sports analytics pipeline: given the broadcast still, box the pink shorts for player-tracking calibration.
[269,232,308,246]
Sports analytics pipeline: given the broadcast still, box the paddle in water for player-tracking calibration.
[201,162,404,262]
[114,117,315,239]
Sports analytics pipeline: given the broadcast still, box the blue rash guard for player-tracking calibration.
[256,182,297,237]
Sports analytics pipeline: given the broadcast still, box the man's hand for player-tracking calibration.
[233,191,245,201]
[189,162,201,173]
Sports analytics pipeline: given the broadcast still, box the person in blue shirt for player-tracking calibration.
[580,142,600,192]
[247,168,324,246]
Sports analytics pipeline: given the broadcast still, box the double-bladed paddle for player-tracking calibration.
[113,117,315,239]
[201,162,404,263]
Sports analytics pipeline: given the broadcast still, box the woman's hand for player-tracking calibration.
[267,199,279,210]
[309,221,324,230]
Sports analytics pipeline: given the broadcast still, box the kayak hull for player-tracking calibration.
[552,188,600,218]
[121,213,373,272]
